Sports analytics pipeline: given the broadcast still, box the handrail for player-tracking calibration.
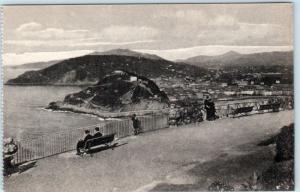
[12,114,169,164]
[10,97,293,164]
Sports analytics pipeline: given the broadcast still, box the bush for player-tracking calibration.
[208,181,234,191]
[275,123,294,162]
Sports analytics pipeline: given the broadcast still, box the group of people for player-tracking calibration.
[76,114,141,155]
[169,95,217,125]
[169,106,204,125]
[76,127,103,155]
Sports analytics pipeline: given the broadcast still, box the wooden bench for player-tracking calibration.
[259,103,280,112]
[232,106,254,117]
[81,133,115,154]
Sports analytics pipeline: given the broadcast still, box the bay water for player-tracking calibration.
[3,68,105,141]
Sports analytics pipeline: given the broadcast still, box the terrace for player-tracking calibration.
[4,110,293,192]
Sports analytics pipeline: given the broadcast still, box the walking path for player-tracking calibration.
[4,111,294,192]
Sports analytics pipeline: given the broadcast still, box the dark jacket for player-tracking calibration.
[83,134,93,142]
[93,132,103,138]
[132,117,139,129]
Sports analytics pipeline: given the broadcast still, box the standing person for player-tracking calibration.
[205,96,216,121]
[204,96,211,120]
[3,138,18,176]
[209,97,217,119]
[131,114,140,135]
[76,130,93,155]
[93,127,103,138]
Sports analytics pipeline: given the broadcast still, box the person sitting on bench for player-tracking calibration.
[93,127,103,138]
[76,130,93,155]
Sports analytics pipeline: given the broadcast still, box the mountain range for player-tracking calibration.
[6,49,206,85]
[6,49,293,85]
[89,48,164,60]
[180,51,293,68]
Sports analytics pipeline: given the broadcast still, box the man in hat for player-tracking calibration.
[93,127,103,138]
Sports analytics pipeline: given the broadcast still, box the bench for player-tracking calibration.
[81,133,115,154]
[232,106,254,117]
[259,103,280,112]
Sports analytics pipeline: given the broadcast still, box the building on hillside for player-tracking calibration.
[221,82,228,87]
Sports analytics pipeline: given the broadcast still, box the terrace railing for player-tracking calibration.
[215,98,293,118]
[13,114,169,164]
[11,97,293,164]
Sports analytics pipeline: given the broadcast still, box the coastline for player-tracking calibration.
[46,102,169,118]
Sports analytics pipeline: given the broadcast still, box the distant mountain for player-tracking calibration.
[181,51,293,68]
[7,49,207,85]
[90,48,164,61]
[7,60,61,70]
[47,70,169,113]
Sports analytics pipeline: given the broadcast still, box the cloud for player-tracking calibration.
[98,25,159,42]
[14,22,159,42]
[6,7,292,55]
[208,15,239,28]
[16,22,42,32]
[174,10,207,22]
[10,22,159,52]
[69,39,155,47]
[16,22,93,40]
[196,22,290,46]
[5,39,154,48]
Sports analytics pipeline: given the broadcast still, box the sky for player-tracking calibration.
[3,4,293,65]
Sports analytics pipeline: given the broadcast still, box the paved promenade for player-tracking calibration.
[4,111,294,192]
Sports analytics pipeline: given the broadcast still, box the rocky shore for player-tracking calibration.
[46,70,169,118]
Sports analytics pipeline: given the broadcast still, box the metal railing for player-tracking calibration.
[215,97,293,118]
[13,114,169,164]
[11,97,294,164]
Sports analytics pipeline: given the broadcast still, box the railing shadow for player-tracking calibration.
[86,142,128,156]
[5,161,37,177]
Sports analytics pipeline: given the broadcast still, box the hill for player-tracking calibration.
[181,51,293,69]
[7,60,61,70]
[6,49,206,85]
[89,48,164,60]
[47,70,169,113]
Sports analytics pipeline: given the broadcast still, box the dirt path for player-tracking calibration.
[4,111,293,192]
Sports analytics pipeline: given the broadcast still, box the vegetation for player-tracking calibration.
[47,70,169,113]
[6,50,207,85]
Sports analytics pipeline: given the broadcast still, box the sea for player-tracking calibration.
[3,68,106,141]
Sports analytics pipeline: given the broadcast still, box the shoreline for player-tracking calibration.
[46,102,169,118]
[41,107,123,121]
[5,83,92,87]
